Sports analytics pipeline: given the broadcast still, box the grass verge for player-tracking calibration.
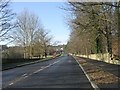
[74,56,120,89]
[2,55,61,71]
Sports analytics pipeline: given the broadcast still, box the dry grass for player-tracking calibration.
[89,70,119,84]
[75,56,120,85]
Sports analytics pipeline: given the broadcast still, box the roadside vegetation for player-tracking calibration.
[65,2,120,64]
[0,0,66,69]
[74,56,119,88]
[63,2,120,88]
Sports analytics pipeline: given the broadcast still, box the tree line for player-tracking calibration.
[65,2,120,60]
[1,0,55,59]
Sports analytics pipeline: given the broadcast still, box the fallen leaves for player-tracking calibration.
[75,56,120,85]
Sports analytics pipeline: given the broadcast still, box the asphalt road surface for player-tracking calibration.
[2,55,93,89]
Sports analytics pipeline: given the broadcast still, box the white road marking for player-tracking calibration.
[7,60,61,87]
[38,69,43,71]
[33,69,43,74]
[49,64,52,65]
[24,76,28,78]
[41,66,45,69]
[9,82,14,86]
[73,56,100,90]
[33,60,60,74]
[52,60,60,64]
[22,73,27,77]
[45,65,50,68]
[33,71,38,74]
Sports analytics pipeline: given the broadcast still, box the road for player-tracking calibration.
[2,55,93,89]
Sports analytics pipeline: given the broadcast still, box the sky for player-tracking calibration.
[9,2,70,45]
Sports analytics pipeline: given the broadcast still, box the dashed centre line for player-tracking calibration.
[8,60,61,86]
[24,76,28,78]
[22,73,27,77]
[33,69,43,74]
[9,83,14,86]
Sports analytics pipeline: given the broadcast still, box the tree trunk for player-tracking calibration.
[104,13,112,59]
[118,5,120,60]
[106,30,112,58]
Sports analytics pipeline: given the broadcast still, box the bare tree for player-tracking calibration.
[65,2,119,60]
[0,0,15,42]
[35,29,52,58]
[14,10,40,58]
[14,9,52,59]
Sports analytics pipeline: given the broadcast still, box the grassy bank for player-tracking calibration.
[2,55,60,71]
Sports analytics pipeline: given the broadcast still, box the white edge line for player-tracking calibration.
[73,56,100,90]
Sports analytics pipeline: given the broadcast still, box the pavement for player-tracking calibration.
[78,57,120,89]
[2,55,93,89]
[80,57,120,78]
